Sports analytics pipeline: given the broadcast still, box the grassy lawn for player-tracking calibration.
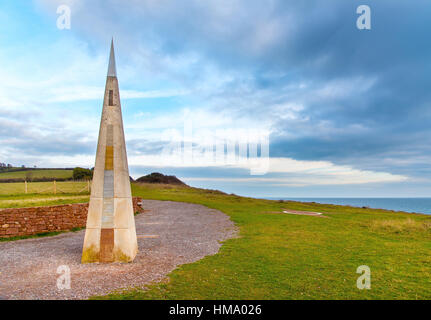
[1,181,429,299]
[0,181,90,196]
[0,169,73,180]
[0,194,90,209]
[97,183,431,300]
[0,181,90,208]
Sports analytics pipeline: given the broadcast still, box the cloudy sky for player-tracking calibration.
[1,0,430,197]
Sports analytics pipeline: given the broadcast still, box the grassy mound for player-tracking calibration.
[136,172,186,185]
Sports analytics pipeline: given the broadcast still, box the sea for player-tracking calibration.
[266,198,431,215]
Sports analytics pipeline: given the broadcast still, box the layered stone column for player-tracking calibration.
[82,40,138,263]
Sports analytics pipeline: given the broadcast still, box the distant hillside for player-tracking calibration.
[0,169,73,182]
[135,172,186,185]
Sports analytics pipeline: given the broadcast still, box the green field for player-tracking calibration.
[0,181,90,208]
[0,169,73,180]
[98,183,430,300]
[1,181,430,299]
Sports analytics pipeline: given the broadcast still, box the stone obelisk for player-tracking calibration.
[82,39,138,263]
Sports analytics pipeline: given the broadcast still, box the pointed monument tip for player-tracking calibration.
[107,38,117,77]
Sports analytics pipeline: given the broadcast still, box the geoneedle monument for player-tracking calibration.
[82,39,138,263]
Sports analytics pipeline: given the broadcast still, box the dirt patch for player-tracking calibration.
[262,209,327,217]
[282,209,327,217]
[0,200,237,300]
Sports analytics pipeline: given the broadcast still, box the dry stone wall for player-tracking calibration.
[0,197,143,238]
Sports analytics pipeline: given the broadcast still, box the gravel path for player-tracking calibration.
[0,200,237,300]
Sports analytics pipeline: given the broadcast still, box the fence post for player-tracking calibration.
[54,180,57,194]
[25,180,28,194]
[87,180,90,193]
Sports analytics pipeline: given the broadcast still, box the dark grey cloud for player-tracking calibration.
[0,116,94,158]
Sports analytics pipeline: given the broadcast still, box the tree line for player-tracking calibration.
[0,165,93,182]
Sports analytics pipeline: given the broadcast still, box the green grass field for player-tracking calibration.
[0,169,73,180]
[1,181,430,299]
[0,181,90,208]
[97,183,430,300]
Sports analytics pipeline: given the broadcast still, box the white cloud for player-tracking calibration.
[126,154,407,186]
[315,76,378,100]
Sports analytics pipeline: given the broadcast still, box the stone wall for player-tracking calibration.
[0,197,143,238]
